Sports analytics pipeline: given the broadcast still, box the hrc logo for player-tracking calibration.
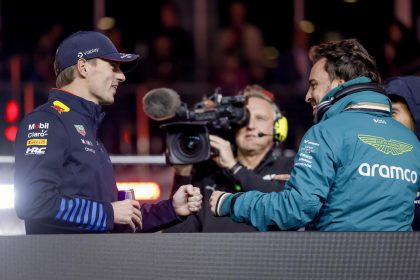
[25,147,46,155]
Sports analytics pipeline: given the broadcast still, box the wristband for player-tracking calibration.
[228,162,243,175]
[215,193,232,217]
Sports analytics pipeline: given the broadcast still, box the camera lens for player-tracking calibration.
[180,135,201,155]
[164,124,211,164]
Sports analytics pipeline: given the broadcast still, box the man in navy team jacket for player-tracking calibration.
[385,75,420,230]
[14,31,202,234]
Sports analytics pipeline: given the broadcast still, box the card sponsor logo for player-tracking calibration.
[27,139,48,146]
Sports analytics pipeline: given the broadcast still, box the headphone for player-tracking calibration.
[257,104,288,143]
[314,82,386,123]
[273,109,288,143]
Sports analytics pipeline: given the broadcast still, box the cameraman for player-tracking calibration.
[164,85,294,232]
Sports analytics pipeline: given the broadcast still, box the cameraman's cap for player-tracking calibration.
[54,31,139,75]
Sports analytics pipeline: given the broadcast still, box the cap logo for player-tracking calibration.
[83,48,99,56]
[121,54,132,59]
[77,52,83,58]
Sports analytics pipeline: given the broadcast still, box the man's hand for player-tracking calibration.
[209,135,236,169]
[172,184,202,216]
[111,199,142,232]
[210,190,230,216]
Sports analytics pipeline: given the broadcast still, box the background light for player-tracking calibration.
[0,184,14,209]
[117,182,161,201]
[4,125,18,142]
[5,100,20,123]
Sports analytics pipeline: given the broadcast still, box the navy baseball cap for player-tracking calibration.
[54,31,139,75]
[384,75,420,139]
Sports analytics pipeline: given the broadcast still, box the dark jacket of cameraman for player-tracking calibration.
[164,148,294,232]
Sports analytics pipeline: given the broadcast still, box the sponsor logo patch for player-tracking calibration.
[25,147,46,155]
[358,134,413,155]
[27,139,47,146]
[81,139,94,146]
[52,100,70,114]
[27,130,48,138]
[74,125,86,136]
[373,119,387,124]
[358,162,417,184]
[28,123,49,130]
[84,147,96,154]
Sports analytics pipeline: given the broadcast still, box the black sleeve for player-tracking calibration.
[162,214,202,232]
[169,161,216,197]
[140,199,182,232]
[230,156,294,193]
[14,111,114,233]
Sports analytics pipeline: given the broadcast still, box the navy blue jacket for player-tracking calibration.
[384,76,420,230]
[14,89,179,234]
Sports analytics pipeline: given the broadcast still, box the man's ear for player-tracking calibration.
[76,59,88,77]
[331,78,345,89]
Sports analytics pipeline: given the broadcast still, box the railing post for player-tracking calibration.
[136,85,150,155]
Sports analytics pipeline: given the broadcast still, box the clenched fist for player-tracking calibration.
[172,184,203,216]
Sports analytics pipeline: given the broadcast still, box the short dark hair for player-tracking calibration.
[310,39,381,83]
[54,58,98,88]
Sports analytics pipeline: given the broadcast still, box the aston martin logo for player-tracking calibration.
[358,134,413,155]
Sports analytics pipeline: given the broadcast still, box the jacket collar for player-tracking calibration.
[48,88,106,124]
[253,147,278,173]
[320,77,391,122]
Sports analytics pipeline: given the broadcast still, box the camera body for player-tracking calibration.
[161,91,249,164]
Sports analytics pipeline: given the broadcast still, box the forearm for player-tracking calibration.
[220,188,321,231]
[140,199,182,232]
[15,184,114,232]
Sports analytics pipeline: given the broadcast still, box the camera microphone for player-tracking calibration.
[143,88,182,121]
[257,132,273,137]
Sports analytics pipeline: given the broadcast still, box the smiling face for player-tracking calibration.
[305,58,343,115]
[85,58,126,105]
[235,96,275,156]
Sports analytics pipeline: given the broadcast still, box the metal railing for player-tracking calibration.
[0,155,167,164]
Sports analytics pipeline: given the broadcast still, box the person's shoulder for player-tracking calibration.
[20,101,65,130]
[24,100,56,118]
